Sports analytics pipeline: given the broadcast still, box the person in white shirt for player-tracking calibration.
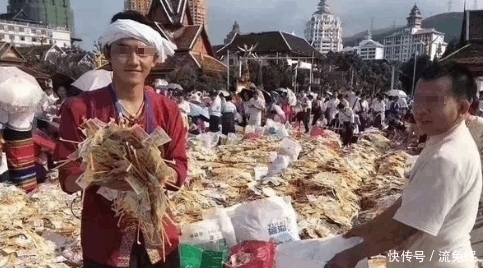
[208,91,221,132]
[221,95,237,135]
[301,94,313,133]
[247,92,265,126]
[326,62,481,268]
[326,94,343,122]
[371,95,385,129]
[337,102,355,147]
[175,91,190,130]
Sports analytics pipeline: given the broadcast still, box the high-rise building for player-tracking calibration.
[124,0,152,15]
[188,0,207,29]
[304,0,343,54]
[7,0,75,34]
[383,4,447,62]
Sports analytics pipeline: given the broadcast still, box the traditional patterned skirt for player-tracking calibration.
[3,127,37,192]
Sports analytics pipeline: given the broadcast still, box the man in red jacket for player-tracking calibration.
[54,10,185,268]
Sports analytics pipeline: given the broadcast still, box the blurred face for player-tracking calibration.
[57,86,67,98]
[412,76,469,136]
[108,38,158,87]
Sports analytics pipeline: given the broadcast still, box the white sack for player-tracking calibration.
[230,196,299,243]
[275,235,369,268]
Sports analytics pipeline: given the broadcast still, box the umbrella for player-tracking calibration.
[71,70,112,92]
[168,83,183,90]
[188,103,209,121]
[385,89,407,98]
[218,90,230,97]
[0,66,47,113]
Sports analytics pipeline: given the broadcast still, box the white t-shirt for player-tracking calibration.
[178,100,190,115]
[388,121,481,268]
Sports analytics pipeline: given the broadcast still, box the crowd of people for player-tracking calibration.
[1,8,483,268]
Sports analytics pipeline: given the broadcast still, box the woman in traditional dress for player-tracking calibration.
[208,91,221,132]
[3,111,38,192]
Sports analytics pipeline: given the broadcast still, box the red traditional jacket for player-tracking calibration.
[54,87,188,266]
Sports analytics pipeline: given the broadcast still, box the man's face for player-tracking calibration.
[108,38,158,86]
[412,76,468,136]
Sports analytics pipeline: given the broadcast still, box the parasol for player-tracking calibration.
[219,90,230,97]
[168,83,183,90]
[0,66,47,113]
[385,89,407,98]
[71,70,113,92]
[188,103,209,121]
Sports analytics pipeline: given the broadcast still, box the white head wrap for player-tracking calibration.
[101,19,177,63]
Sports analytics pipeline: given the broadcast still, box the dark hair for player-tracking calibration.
[469,98,480,115]
[337,103,344,109]
[355,91,361,96]
[418,61,477,101]
[225,95,233,101]
[110,10,157,30]
[337,94,344,99]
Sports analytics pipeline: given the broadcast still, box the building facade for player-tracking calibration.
[0,18,71,47]
[124,0,152,15]
[304,0,343,54]
[383,4,447,62]
[7,0,75,33]
[188,0,207,28]
[343,30,385,60]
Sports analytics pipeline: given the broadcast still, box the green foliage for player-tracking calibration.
[167,65,225,92]
[398,55,431,95]
[25,45,94,79]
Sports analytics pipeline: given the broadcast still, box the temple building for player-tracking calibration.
[145,0,226,77]
[441,9,483,79]
[383,4,447,62]
[304,0,343,54]
[343,30,385,60]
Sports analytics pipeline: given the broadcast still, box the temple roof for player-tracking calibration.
[147,0,190,26]
[217,31,324,58]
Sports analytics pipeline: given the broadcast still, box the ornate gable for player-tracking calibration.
[0,42,26,63]
[147,0,192,27]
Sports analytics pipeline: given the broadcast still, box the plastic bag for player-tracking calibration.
[181,217,237,249]
[226,241,276,268]
[198,132,220,148]
[230,196,300,244]
[267,155,291,176]
[275,235,369,268]
[279,138,301,161]
[180,244,229,268]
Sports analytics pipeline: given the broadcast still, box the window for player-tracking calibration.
[20,36,25,41]
[32,37,37,42]
[0,34,4,40]
[8,26,14,31]
[19,27,24,32]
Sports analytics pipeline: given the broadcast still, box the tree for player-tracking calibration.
[167,65,198,91]
[93,37,103,53]
[441,38,459,59]
[398,55,431,95]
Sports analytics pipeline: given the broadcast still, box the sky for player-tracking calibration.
[0,0,475,50]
